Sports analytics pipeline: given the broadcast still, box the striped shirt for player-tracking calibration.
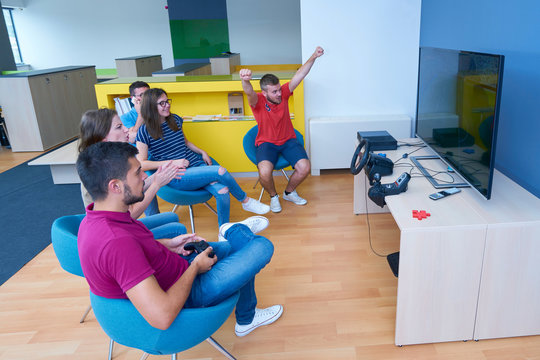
[136,114,203,168]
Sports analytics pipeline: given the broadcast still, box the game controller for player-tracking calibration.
[368,172,411,207]
[184,241,215,258]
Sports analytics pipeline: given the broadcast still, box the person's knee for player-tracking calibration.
[257,161,274,179]
[176,223,187,235]
[218,166,228,175]
[218,186,229,194]
[295,159,311,176]
[253,236,274,263]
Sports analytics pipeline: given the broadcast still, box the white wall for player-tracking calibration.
[300,0,422,127]
[226,0,302,65]
[11,0,174,70]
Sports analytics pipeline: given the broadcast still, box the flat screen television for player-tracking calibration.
[413,47,505,200]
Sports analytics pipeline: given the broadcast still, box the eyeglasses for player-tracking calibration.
[157,99,173,107]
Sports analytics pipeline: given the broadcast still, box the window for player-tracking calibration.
[2,8,23,64]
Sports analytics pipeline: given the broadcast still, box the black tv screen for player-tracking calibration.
[414,47,505,199]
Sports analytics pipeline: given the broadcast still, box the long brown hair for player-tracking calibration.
[78,108,117,152]
[140,88,179,139]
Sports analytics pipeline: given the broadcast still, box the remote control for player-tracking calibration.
[429,187,461,200]
[184,241,215,258]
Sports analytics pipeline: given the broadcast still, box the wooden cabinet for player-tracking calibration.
[0,66,97,152]
[209,53,240,75]
[115,55,163,77]
[353,141,540,345]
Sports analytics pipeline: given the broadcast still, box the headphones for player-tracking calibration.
[350,139,371,175]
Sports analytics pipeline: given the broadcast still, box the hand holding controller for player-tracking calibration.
[184,240,215,258]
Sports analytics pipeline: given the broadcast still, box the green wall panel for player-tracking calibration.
[170,19,230,59]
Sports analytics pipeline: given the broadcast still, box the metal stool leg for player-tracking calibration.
[80,304,92,323]
[139,352,149,360]
[206,336,237,360]
[203,202,217,215]
[108,339,114,360]
[188,205,196,233]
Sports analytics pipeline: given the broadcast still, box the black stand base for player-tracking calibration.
[387,252,399,277]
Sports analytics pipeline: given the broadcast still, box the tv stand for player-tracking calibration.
[353,139,540,345]
[410,155,469,189]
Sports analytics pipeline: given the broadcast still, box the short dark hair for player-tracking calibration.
[129,81,150,96]
[76,142,139,201]
[260,74,280,91]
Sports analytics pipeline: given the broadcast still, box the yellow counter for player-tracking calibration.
[94,73,304,172]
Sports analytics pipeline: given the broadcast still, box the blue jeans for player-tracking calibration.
[167,165,247,226]
[183,224,274,324]
[139,212,187,239]
[143,195,160,217]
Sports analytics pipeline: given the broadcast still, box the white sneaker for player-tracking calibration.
[235,305,283,337]
[218,216,269,241]
[242,197,270,215]
[270,195,281,213]
[282,190,307,205]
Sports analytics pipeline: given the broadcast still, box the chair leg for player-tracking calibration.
[108,338,114,360]
[139,353,150,360]
[171,354,177,360]
[188,205,196,233]
[79,304,92,323]
[257,170,290,202]
[203,202,217,215]
[171,204,178,213]
[206,337,237,360]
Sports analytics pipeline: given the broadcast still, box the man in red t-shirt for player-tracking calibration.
[240,46,324,213]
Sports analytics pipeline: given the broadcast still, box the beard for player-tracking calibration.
[123,183,145,205]
[267,96,282,105]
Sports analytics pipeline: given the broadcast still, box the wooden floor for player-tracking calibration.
[1,146,539,360]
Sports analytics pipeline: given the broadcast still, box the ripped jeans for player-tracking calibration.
[167,164,247,225]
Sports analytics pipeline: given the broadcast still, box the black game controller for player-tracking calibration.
[368,172,411,207]
[184,241,215,258]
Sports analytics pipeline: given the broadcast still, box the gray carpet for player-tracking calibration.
[0,157,84,285]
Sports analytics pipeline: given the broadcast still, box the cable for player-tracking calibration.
[363,171,389,258]
[393,145,426,165]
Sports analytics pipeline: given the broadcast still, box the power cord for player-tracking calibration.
[363,170,390,258]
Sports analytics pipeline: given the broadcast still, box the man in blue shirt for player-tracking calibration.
[121,81,150,143]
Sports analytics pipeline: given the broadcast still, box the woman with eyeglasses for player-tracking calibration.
[78,108,188,239]
[136,88,270,226]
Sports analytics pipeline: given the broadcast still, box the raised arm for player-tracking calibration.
[289,46,325,92]
[239,69,258,107]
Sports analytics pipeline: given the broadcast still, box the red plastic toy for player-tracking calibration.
[412,210,431,220]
